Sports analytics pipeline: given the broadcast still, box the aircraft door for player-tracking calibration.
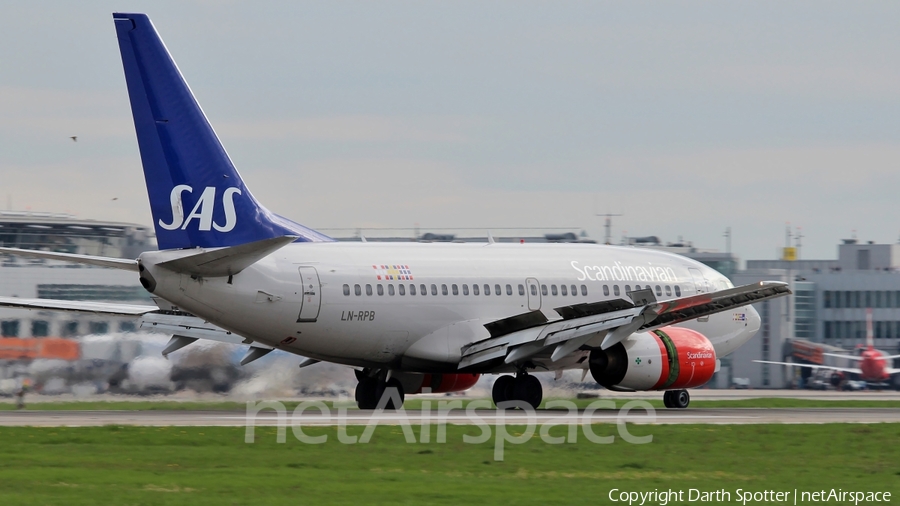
[297,266,321,322]
[526,278,541,311]
[688,268,709,294]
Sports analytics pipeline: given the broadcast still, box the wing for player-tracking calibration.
[459,281,791,370]
[0,295,276,364]
[753,360,861,375]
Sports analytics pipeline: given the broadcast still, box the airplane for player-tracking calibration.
[0,12,790,410]
[756,309,900,386]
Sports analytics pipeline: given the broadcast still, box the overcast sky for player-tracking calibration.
[2,1,899,262]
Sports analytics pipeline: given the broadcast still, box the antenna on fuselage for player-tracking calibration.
[487,231,495,245]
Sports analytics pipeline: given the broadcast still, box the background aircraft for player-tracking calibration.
[757,309,900,386]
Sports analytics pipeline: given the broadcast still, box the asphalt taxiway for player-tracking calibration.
[2,407,899,427]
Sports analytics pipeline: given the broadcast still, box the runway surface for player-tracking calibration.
[2,407,899,427]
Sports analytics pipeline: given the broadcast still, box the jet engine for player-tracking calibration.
[589,327,717,391]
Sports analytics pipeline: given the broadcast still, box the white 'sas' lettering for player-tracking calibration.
[158,185,242,232]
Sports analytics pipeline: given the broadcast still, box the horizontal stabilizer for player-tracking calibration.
[156,235,297,277]
[0,247,138,271]
[0,296,154,316]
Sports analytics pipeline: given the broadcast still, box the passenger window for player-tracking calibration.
[420,284,427,296]
[655,285,662,296]
[463,284,469,295]
[633,284,640,290]
[541,285,548,296]
[399,284,406,296]
[377,284,384,296]
[343,284,350,296]
[474,284,480,295]
[388,285,395,296]
[355,284,361,296]
[665,285,672,296]
[530,285,537,296]
[442,284,448,296]
[410,284,416,296]
[551,285,558,296]
[571,285,577,296]
[519,284,525,296]
[366,284,373,296]
[495,284,501,295]
[613,285,620,296]
[625,285,631,294]
[581,285,588,296]
[506,284,512,296]
[484,284,491,296]
[452,284,459,296]
[674,285,681,297]
[603,285,610,296]
[561,285,568,296]
[431,284,438,296]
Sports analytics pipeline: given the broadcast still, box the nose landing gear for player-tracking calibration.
[663,389,690,409]
[491,373,543,410]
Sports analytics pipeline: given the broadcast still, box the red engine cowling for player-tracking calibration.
[589,326,717,391]
[411,373,480,394]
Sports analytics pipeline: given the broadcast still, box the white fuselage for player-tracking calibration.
[139,242,760,373]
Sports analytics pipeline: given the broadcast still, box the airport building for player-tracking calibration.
[729,240,900,389]
[0,211,155,338]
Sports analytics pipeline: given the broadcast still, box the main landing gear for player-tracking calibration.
[491,373,543,410]
[355,370,404,410]
[663,389,690,409]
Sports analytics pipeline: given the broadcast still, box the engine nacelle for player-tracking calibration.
[589,326,717,391]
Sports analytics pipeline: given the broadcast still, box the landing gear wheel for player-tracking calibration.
[495,374,543,410]
[672,389,690,409]
[663,391,674,408]
[512,375,542,410]
[356,378,379,410]
[355,375,405,410]
[492,375,515,406]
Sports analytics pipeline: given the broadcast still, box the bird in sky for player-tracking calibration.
[70,136,77,142]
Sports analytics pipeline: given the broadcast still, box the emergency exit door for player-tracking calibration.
[297,266,321,322]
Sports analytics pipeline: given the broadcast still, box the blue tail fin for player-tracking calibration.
[113,13,331,250]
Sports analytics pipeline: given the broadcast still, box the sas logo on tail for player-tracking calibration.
[159,185,242,232]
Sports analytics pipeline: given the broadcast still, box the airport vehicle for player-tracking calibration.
[0,13,790,410]
[757,309,900,385]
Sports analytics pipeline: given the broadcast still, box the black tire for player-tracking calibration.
[492,375,515,407]
[673,389,690,409]
[356,379,378,410]
[513,375,542,410]
[663,391,673,409]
